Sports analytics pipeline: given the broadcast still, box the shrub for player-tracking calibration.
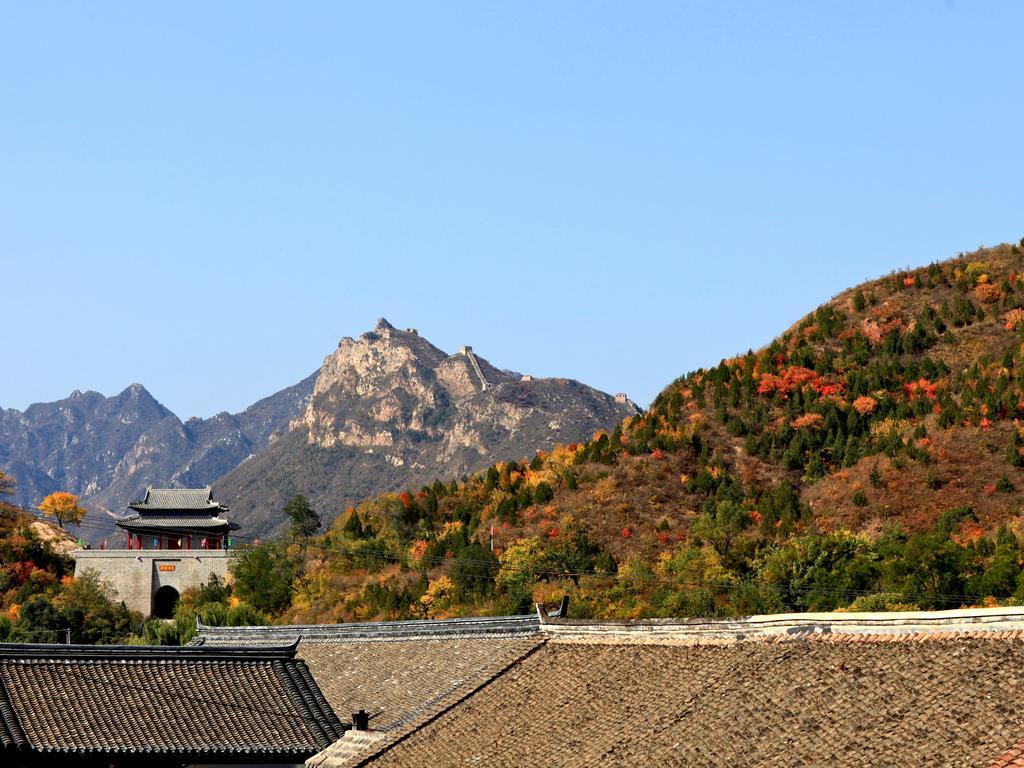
[451,542,498,597]
[842,593,919,612]
[532,482,554,504]
[230,543,301,615]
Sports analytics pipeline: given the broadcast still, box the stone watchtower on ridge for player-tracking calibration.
[74,487,238,619]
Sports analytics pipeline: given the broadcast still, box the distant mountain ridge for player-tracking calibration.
[213,319,640,536]
[0,372,317,537]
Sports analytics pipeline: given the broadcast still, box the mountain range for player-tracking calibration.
[1,319,637,539]
[0,374,316,534]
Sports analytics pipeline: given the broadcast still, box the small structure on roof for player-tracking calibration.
[74,487,239,618]
[0,641,345,768]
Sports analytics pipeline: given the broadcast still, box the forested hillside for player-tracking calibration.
[237,240,1024,624]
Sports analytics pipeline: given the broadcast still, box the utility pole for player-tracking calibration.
[490,524,494,552]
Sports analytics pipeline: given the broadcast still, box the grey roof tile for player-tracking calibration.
[360,633,1024,768]
[195,615,543,768]
[128,487,227,512]
[0,643,345,760]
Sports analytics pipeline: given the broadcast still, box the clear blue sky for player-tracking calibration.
[2,2,1022,418]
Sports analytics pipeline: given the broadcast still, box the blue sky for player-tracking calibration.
[2,2,1022,417]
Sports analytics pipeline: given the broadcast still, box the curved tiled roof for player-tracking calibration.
[0,643,345,761]
[116,513,234,530]
[128,486,227,512]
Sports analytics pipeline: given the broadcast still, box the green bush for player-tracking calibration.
[230,542,301,615]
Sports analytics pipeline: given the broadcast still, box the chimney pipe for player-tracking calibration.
[352,709,370,731]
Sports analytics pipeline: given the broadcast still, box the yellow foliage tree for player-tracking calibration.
[39,491,86,529]
[497,537,545,595]
[419,576,456,619]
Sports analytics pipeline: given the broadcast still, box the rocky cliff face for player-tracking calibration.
[215,319,639,536]
[0,372,317,539]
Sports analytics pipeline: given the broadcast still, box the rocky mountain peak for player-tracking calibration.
[218,322,639,535]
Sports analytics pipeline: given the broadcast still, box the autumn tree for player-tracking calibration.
[532,481,554,505]
[39,491,86,529]
[343,508,367,538]
[283,494,320,553]
[419,576,456,619]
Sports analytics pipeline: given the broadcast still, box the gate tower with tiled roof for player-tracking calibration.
[73,487,239,618]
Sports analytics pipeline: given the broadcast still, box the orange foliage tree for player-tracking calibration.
[852,396,878,416]
[39,491,87,529]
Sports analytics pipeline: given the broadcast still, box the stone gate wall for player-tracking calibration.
[73,550,230,616]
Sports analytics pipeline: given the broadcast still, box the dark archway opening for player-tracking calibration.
[153,585,180,619]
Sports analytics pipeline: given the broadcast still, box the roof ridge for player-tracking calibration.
[274,659,348,748]
[146,485,212,492]
[196,614,540,644]
[539,606,1024,645]
[0,642,299,660]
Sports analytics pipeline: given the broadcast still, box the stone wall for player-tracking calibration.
[73,550,230,616]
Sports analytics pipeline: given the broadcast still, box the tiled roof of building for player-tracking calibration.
[116,513,234,530]
[128,486,227,513]
[194,614,544,768]
[362,631,1024,768]
[297,606,1024,768]
[0,643,345,762]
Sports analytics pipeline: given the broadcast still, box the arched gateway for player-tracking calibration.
[153,585,179,618]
